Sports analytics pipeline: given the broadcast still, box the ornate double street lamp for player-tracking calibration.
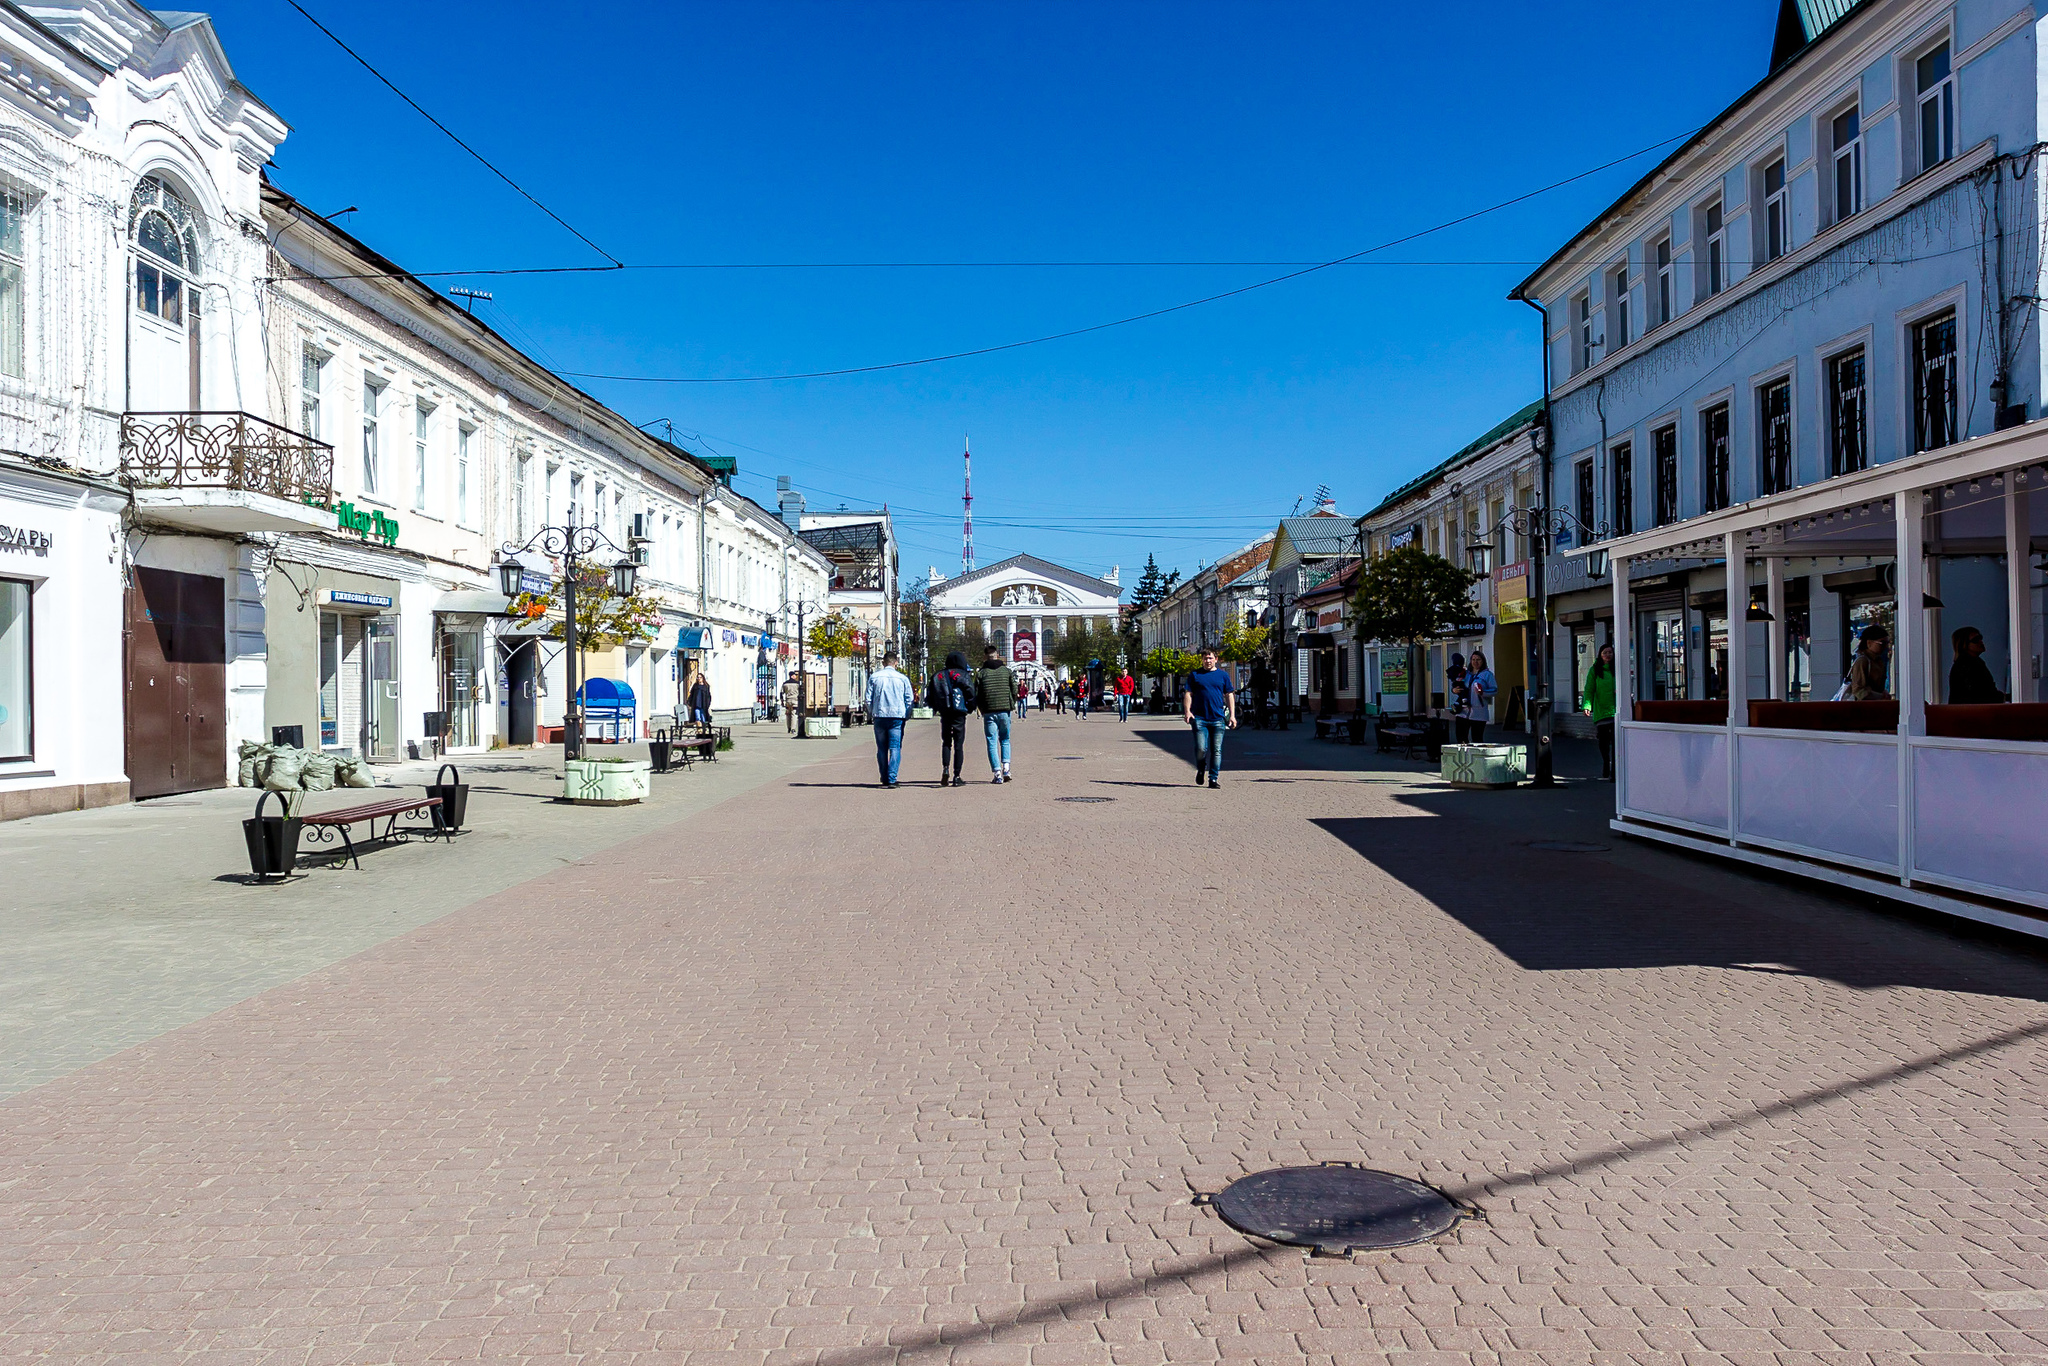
[498,515,640,762]
[1467,509,1608,789]
[765,594,827,738]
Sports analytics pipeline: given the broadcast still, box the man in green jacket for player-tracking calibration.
[976,644,1019,784]
[1581,643,1618,781]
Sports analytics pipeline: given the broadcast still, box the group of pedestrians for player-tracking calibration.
[862,644,1023,787]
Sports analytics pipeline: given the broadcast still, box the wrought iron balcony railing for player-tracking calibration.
[119,411,335,506]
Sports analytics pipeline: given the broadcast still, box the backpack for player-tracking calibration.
[944,670,974,714]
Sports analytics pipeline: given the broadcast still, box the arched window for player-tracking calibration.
[128,175,200,324]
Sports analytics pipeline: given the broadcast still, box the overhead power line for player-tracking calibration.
[283,0,624,269]
[552,127,1701,385]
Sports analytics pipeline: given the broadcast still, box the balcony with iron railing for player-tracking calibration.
[118,411,338,534]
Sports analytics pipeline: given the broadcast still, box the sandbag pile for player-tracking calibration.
[237,742,375,791]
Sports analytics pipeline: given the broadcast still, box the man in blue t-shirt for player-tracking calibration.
[1180,647,1237,789]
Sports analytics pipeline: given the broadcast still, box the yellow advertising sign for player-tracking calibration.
[1497,596,1532,624]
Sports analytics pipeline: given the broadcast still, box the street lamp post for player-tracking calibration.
[767,594,825,737]
[499,511,640,763]
[1467,510,1608,788]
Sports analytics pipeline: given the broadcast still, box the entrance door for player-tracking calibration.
[365,617,400,761]
[441,628,480,748]
[125,567,226,798]
[506,642,536,745]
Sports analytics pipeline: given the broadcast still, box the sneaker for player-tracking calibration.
[1193,768,1207,785]
[1003,767,1013,782]
[1208,779,1219,789]
[992,774,1005,784]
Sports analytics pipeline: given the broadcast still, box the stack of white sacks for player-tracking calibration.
[236,742,377,792]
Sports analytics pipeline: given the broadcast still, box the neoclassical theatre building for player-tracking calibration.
[925,555,1123,674]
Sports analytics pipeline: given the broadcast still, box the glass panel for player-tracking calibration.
[137,211,184,268]
[1917,43,1949,92]
[135,261,159,317]
[159,276,182,326]
[0,578,28,759]
[0,260,20,379]
[1647,608,1686,700]
[1833,108,1859,146]
[1765,160,1784,195]
[1786,601,1811,700]
[319,610,340,747]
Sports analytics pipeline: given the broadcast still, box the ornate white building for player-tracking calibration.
[926,554,1122,671]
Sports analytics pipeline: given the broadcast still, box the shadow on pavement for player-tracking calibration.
[1128,726,1338,772]
[1311,797,2048,999]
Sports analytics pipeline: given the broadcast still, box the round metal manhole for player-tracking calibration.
[1055,796,1115,803]
[1525,840,1610,854]
[1203,1165,1465,1254]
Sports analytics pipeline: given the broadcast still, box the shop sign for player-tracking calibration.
[1497,596,1532,624]
[326,589,393,608]
[519,570,552,594]
[1380,655,1409,694]
[0,523,51,557]
[1388,522,1421,550]
[1012,630,1038,663]
[335,501,400,546]
[1496,560,1529,600]
[721,628,738,644]
[1317,607,1342,627]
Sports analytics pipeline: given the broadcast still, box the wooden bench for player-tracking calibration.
[1313,717,1344,741]
[300,795,446,870]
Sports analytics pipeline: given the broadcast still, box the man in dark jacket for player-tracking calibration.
[1948,625,2006,703]
[924,650,978,786]
[975,644,1019,783]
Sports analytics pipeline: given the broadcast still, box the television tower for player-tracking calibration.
[961,436,975,573]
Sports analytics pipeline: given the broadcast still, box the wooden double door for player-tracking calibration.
[126,566,226,798]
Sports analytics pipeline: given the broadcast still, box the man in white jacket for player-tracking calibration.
[865,651,917,789]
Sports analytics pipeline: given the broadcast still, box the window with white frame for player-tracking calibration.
[1701,200,1725,298]
[0,188,29,380]
[1575,291,1594,373]
[1915,41,1955,174]
[1761,157,1788,262]
[514,452,530,536]
[1701,401,1731,512]
[1827,347,1867,475]
[361,375,384,496]
[456,422,473,525]
[1758,377,1792,495]
[1830,104,1863,223]
[569,472,584,525]
[1912,309,1958,452]
[1574,458,1595,538]
[130,176,198,329]
[1654,237,1673,327]
[1611,441,1634,536]
[0,575,28,760]
[300,344,325,438]
[413,400,433,512]
[544,462,558,528]
[1608,263,1630,351]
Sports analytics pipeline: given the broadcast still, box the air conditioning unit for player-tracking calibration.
[630,512,653,543]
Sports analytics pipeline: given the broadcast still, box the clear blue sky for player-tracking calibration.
[213,0,1776,587]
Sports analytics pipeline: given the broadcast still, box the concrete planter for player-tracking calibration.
[1441,743,1526,789]
[563,758,652,805]
[804,717,842,739]
[909,707,935,720]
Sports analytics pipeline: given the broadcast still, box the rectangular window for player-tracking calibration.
[1758,377,1792,495]
[1913,310,1958,452]
[0,577,28,759]
[361,375,384,496]
[544,462,558,529]
[1654,237,1673,326]
[569,472,584,525]
[1916,42,1954,174]
[1831,106,1864,223]
[514,453,531,536]
[456,423,473,525]
[1703,201,1725,297]
[1575,292,1594,373]
[1827,347,1867,474]
[318,610,340,747]
[1575,458,1595,539]
[1701,402,1731,512]
[1611,441,1634,536]
[413,400,432,512]
[0,189,27,380]
[1653,425,1679,526]
[1609,265,1630,351]
[300,346,324,438]
[1763,158,1788,262]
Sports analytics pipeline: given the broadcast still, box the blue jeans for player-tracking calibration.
[1116,693,1130,721]
[984,711,1012,772]
[1191,718,1226,776]
[873,717,905,784]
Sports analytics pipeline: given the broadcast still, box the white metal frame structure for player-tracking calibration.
[1585,419,2048,940]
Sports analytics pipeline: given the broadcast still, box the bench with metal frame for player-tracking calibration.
[300,795,448,869]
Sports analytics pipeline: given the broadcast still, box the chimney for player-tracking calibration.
[776,476,805,534]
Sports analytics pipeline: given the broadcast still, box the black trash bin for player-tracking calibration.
[648,735,673,774]
[425,762,469,832]
[242,790,301,881]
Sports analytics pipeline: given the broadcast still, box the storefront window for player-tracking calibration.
[1646,609,1685,700]
[0,578,28,758]
[1705,614,1730,699]
[1786,604,1811,700]
[319,611,341,747]
[1571,629,1596,710]
[1844,597,1894,689]
[442,629,481,749]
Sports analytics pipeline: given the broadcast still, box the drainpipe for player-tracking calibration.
[1518,294,1560,787]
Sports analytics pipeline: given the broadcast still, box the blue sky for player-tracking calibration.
[214,1,1776,587]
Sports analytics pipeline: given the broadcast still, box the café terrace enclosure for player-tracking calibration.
[1580,419,2048,938]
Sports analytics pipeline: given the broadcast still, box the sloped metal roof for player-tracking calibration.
[1360,399,1545,523]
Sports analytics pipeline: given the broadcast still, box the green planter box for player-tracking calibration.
[1441,743,1526,789]
[563,758,652,804]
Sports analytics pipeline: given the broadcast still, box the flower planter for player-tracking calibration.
[1441,743,1526,790]
[804,716,842,738]
[563,757,652,805]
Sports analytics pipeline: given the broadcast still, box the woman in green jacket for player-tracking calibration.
[1582,643,1618,781]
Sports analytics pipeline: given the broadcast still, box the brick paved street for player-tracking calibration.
[3,714,2046,1364]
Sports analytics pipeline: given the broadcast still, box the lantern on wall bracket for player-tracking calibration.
[1586,547,1610,579]
[497,556,525,599]
[1466,540,1496,578]
[610,557,639,597]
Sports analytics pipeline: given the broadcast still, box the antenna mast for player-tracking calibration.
[961,436,975,573]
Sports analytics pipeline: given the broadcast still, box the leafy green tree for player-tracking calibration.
[1348,545,1481,710]
[512,560,665,659]
[1216,615,1270,666]
[1050,619,1125,674]
[1143,644,1201,679]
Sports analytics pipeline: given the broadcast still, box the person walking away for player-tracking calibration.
[1846,626,1891,699]
[1054,678,1067,715]
[1464,650,1497,744]
[1582,643,1618,781]
[781,674,801,734]
[866,651,916,788]
[1115,668,1135,722]
[924,650,977,785]
[976,644,1019,782]
[688,671,713,727]
[1181,646,1236,788]
[1948,626,2004,703]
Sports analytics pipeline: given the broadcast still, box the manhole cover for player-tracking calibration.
[1202,1164,1465,1254]
[1525,840,1609,853]
[1056,796,1115,803]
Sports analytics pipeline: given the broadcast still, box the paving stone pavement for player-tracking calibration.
[2,713,2046,1365]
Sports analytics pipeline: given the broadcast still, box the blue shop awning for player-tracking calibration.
[575,677,636,706]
